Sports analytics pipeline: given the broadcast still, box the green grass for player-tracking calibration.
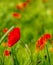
[0,0,53,65]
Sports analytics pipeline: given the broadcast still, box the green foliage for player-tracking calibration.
[0,0,53,65]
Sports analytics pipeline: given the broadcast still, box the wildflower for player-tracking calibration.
[8,27,20,47]
[36,33,52,51]
[36,37,45,50]
[44,34,52,41]
[4,50,11,56]
[16,2,28,10]
[12,12,21,19]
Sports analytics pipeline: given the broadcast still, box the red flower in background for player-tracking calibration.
[12,12,21,19]
[8,27,20,47]
[36,33,52,51]
[2,28,8,33]
[4,50,11,56]
[36,37,45,50]
[16,2,28,10]
[22,2,28,7]
[44,34,52,41]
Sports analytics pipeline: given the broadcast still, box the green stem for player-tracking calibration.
[11,48,19,65]
[24,44,33,65]
[0,26,14,44]
[36,52,40,65]
[46,45,51,65]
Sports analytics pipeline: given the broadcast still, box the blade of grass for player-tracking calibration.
[46,44,51,65]
[0,26,14,44]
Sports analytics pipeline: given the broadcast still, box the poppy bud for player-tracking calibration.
[4,50,11,56]
[44,54,47,59]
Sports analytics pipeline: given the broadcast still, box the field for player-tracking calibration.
[0,0,53,65]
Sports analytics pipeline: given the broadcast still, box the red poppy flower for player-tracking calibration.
[2,28,8,33]
[16,2,28,10]
[23,2,28,7]
[8,27,20,47]
[12,12,21,19]
[36,33,52,51]
[36,37,45,50]
[4,50,11,56]
[44,34,52,41]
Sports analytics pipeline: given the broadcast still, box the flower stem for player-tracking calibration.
[0,26,14,44]
[46,44,51,65]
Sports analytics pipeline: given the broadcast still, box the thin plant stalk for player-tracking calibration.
[25,44,33,65]
[0,26,14,44]
[46,44,51,65]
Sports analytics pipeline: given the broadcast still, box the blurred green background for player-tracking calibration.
[0,0,53,65]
